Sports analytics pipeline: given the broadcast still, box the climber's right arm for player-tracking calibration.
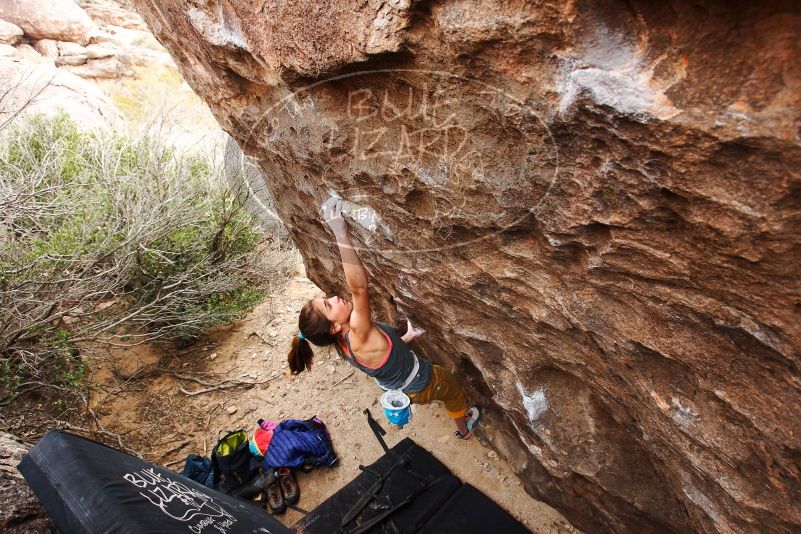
[323,197,372,338]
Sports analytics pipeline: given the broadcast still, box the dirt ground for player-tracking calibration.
[93,257,576,533]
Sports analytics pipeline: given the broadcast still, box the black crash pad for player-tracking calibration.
[18,429,291,534]
[417,483,532,534]
[19,431,530,534]
[293,437,530,534]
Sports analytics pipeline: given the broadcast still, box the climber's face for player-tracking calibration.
[313,295,352,333]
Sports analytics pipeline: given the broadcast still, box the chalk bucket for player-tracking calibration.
[380,389,411,426]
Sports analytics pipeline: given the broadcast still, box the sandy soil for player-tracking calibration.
[94,259,576,533]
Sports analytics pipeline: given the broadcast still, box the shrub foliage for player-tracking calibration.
[0,114,276,401]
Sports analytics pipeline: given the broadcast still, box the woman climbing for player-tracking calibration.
[287,197,480,439]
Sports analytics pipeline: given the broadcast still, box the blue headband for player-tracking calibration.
[298,332,305,340]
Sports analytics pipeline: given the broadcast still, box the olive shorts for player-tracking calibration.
[408,364,469,420]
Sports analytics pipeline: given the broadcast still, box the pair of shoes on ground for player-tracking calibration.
[265,467,300,514]
[454,405,482,440]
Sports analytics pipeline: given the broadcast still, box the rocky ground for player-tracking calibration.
[91,256,576,533]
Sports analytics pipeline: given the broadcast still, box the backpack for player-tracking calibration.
[180,453,215,488]
[211,429,261,493]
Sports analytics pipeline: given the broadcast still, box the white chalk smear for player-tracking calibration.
[555,24,681,121]
[670,397,697,427]
[324,191,392,237]
[682,484,736,534]
[187,6,249,50]
[517,382,548,421]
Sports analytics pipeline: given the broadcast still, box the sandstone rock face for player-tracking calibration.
[0,433,53,532]
[0,18,22,44]
[0,0,96,44]
[131,1,801,532]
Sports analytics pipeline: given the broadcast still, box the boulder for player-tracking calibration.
[0,432,53,532]
[13,43,43,62]
[32,39,88,65]
[89,24,157,49]
[130,0,801,533]
[85,41,117,59]
[0,0,96,44]
[32,39,58,57]
[62,55,132,78]
[0,18,22,44]
[0,42,18,57]
[0,56,121,129]
[124,45,174,69]
[79,0,145,30]
[53,41,89,66]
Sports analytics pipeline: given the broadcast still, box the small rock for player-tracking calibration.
[63,56,132,78]
[0,43,20,57]
[15,43,44,62]
[226,406,238,415]
[33,39,89,66]
[85,42,118,59]
[487,450,498,460]
[437,434,451,444]
[209,353,217,360]
[33,39,58,57]
[0,20,23,45]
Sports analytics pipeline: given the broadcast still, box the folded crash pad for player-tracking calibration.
[18,430,291,534]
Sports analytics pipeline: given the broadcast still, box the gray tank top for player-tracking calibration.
[340,322,432,393]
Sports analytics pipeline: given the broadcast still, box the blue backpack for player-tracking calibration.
[180,454,215,488]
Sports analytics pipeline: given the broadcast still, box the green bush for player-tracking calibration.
[0,114,286,399]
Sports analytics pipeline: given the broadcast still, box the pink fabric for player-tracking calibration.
[259,420,278,431]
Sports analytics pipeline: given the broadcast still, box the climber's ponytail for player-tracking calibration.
[288,335,314,374]
[287,299,341,374]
